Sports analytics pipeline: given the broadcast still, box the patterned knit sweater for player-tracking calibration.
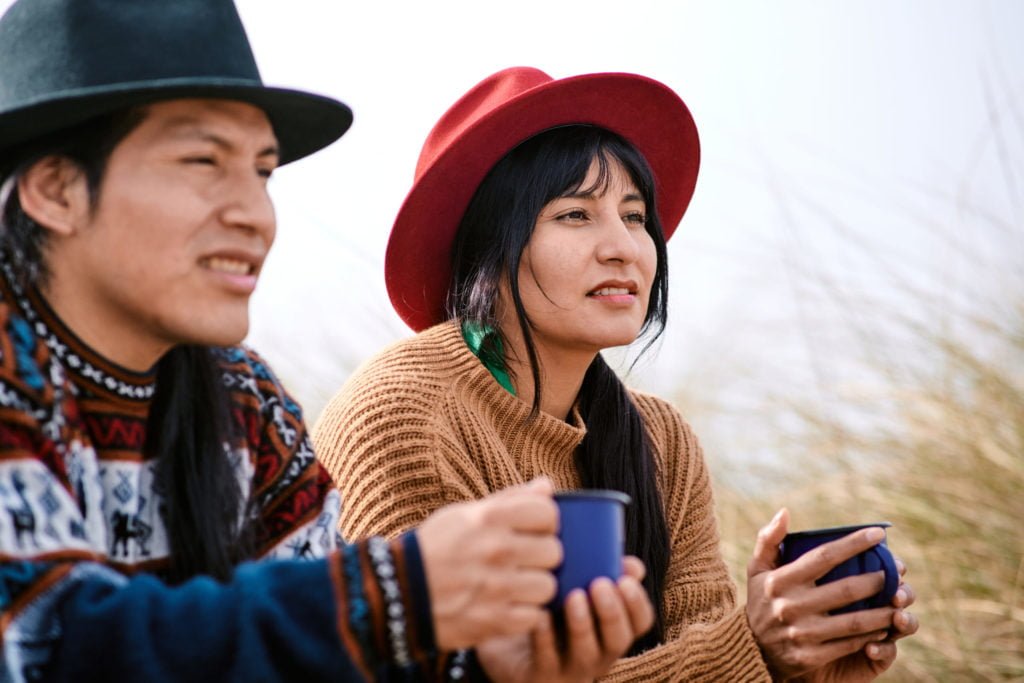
[0,262,435,682]
[314,321,772,682]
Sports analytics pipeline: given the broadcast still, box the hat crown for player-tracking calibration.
[0,0,262,111]
[415,67,553,179]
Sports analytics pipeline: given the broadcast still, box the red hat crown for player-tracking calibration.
[415,68,553,179]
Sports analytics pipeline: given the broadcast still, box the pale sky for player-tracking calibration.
[2,1,1021,428]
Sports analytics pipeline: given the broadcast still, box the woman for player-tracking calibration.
[0,4,652,680]
[314,67,917,681]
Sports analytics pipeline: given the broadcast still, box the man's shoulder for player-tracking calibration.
[212,344,302,418]
[0,298,55,403]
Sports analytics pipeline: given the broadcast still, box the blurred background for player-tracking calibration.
[7,0,1021,678]
[239,4,1023,677]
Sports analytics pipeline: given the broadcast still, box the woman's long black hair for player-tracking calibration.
[448,125,671,653]
[0,110,251,583]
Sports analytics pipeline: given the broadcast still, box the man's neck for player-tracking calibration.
[40,278,168,373]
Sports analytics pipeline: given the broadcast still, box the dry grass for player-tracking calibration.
[703,180,1024,678]
[713,307,1024,680]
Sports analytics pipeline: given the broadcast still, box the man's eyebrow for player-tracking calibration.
[161,118,279,158]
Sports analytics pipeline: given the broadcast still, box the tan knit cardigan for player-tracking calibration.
[314,321,771,682]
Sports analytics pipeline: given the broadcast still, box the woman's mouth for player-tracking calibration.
[588,286,634,297]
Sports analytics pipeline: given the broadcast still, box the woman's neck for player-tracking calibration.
[502,331,595,421]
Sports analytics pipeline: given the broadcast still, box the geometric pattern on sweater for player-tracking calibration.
[0,261,344,680]
[314,320,773,683]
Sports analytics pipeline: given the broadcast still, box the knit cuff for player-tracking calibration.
[329,534,438,679]
[444,649,490,682]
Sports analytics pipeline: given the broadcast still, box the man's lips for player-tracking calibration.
[202,255,255,275]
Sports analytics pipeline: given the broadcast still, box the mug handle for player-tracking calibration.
[869,543,900,607]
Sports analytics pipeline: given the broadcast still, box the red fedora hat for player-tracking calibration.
[385,66,700,332]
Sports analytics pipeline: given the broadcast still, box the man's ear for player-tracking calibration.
[17,156,92,237]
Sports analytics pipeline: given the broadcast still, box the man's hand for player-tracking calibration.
[477,556,655,683]
[416,477,562,650]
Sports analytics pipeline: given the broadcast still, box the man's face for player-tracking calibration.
[43,98,279,369]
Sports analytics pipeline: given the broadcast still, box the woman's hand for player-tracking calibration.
[416,477,563,650]
[476,556,655,683]
[746,509,919,682]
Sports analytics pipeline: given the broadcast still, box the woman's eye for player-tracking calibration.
[624,212,647,225]
[257,167,275,180]
[184,156,216,167]
[559,209,588,221]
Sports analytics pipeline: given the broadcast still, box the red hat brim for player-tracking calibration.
[386,69,700,332]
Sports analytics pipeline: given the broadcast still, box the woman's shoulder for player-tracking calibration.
[339,321,478,395]
[626,388,704,460]
[318,321,477,425]
[627,389,687,433]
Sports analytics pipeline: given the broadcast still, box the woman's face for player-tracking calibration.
[500,156,658,357]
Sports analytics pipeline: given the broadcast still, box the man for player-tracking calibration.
[0,1,652,680]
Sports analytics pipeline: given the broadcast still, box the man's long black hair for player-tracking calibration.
[447,125,672,654]
[0,110,253,583]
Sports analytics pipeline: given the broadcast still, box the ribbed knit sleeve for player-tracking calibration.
[602,393,770,682]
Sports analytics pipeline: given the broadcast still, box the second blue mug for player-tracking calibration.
[779,522,899,614]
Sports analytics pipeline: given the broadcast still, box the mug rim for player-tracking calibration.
[785,521,892,540]
[554,489,632,506]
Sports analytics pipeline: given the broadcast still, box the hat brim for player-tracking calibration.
[385,72,700,332]
[0,78,353,165]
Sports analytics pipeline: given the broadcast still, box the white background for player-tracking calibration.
[4,1,1022,429]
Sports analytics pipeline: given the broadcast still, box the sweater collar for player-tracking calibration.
[0,256,157,404]
[435,320,587,454]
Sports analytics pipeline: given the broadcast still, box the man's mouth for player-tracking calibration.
[202,256,256,276]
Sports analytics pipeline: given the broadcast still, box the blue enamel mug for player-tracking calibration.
[552,490,631,607]
[779,522,900,614]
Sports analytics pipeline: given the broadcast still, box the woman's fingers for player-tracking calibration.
[618,575,655,637]
[894,581,916,609]
[529,612,561,674]
[622,555,646,582]
[890,608,919,641]
[865,640,898,672]
[589,577,634,657]
[810,571,887,613]
[780,527,887,585]
[749,508,789,575]
[798,607,896,643]
[563,589,602,671]
[782,629,889,674]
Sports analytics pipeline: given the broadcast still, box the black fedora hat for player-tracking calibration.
[0,0,352,165]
